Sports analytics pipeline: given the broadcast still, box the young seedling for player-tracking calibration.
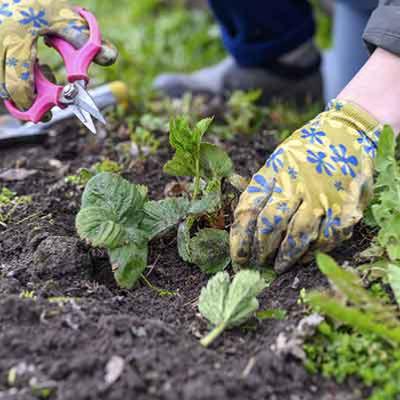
[130,126,160,159]
[224,89,265,136]
[66,159,123,187]
[164,116,233,199]
[198,270,266,347]
[156,116,239,273]
[0,187,32,227]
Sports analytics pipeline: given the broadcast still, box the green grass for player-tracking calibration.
[305,324,400,400]
[75,0,225,101]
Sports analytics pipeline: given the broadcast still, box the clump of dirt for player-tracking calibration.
[0,117,368,400]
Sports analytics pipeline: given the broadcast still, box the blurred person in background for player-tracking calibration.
[154,0,379,103]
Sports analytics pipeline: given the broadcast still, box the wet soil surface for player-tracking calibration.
[0,115,370,400]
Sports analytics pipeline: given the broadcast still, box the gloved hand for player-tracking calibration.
[230,100,381,273]
[0,0,117,110]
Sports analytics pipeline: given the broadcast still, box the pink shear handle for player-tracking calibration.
[47,7,102,83]
[4,7,102,123]
[4,64,63,123]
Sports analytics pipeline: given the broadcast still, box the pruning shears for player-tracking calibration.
[4,7,106,134]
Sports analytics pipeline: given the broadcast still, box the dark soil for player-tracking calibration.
[0,114,370,400]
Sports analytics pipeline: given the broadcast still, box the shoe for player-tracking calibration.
[153,41,323,103]
[321,0,334,16]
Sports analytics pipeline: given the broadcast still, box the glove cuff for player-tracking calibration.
[326,99,382,150]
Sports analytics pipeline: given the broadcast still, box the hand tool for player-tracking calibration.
[4,7,106,135]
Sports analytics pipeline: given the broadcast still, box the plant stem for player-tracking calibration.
[200,322,227,347]
[141,274,176,297]
[193,159,201,201]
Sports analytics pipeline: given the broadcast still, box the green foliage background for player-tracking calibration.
[74,0,225,99]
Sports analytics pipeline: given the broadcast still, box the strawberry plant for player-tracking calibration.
[198,270,266,347]
[75,117,245,287]
[76,172,149,288]
[158,116,241,272]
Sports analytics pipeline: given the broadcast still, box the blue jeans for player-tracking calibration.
[324,0,378,100]
[209,0,378,99]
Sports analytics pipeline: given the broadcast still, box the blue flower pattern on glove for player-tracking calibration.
[288,167,297,180]
[284,233,309,258]
[266,148,284,173]
[0,83,8,99]
[261,215,282,235]
[19,8,48,28]
[248,174,282,195]
[330,144,358,178]
[307,150,335,176]
[286,235,297,257]
[67,20,87,32]
[277,202,289,213]
[6,57,17,67]
[323,208,341,238]
[326,100,343,111]
[357,130,377,158]
[0,3,13,23]
[19,61,31,81]
[334,181,344,192]
[301,127,326,145]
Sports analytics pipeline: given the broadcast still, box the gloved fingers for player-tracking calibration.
[274,203,322,274]
[50,16,118,66]
[4,40,36,110]
[312,206,360,253]
[230,170,277,266]
[253,194,301,267]
[0,45,9,102]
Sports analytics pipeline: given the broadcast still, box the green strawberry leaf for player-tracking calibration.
[81,172,148,227]
[142,197,191,239]
[189,228,230,274]
[110,237,148,289]
[75,206,125,249]
[199,270,266,347]
[199,142,234,179]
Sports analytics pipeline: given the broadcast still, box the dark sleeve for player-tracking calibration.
[363,0,400,56]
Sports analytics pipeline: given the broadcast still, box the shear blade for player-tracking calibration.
[75,82,107,125]
[72,105,97,134]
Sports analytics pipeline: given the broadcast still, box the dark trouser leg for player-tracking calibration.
[208,0,316,67]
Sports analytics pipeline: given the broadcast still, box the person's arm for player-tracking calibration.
[338,0,400,132]
[338,47,400,133]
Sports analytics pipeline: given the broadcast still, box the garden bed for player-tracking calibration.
[0,112,370,400]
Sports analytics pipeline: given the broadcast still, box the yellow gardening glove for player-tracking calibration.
[231,100,382,274]
[0,0,118,110]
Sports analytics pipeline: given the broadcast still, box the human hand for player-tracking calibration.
[0,0,117,110]
[230,100,381,273]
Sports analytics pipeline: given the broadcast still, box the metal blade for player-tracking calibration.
[74,82,107,125]
[71,105,97,134]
